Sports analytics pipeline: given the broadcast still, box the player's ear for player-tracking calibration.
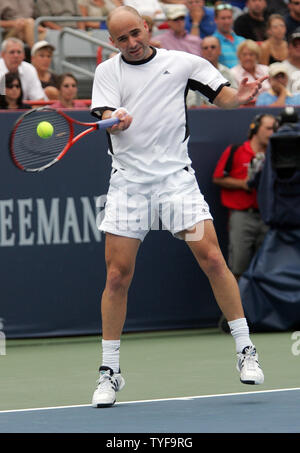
[109,36,115,47]
[143,20,149,32]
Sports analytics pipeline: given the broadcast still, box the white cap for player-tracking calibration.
[268,62,288,78]
[166,5,187,20]
[31,40,55,57]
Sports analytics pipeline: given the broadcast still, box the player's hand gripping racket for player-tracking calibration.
[9,107,120,172]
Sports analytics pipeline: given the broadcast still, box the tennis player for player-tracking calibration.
[91,6,266,408]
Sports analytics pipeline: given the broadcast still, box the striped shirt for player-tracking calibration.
[213,30,245,68]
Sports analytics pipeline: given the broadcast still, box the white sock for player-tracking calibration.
[101,339,120,374]
[228,318,253,353]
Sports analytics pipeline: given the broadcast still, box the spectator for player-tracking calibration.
[213,3,245,68]
[122,1,166,20]
[51,73,88,108]
[185,0,217,39]
[78,1,122,29]
[215,0,245,20]
[155,5,202,55]
[187,34,238,107]
[231,40,270,102]
[142,15,161,48]
[31,41,59,100]
[0,72,31,109]
[0,38,46,100]
[201,36,238,88]
[233,0,268,42]
[266,0,288,17]
[283,29,300,93]
[256,61,300,106]
[284,0,300,37]
[213,113,276,280]
[259,14,288,65]
[34,0,85,31]
[213,113,276,332]
[0,0,46,49]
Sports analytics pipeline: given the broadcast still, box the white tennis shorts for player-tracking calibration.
[98,168,213,241]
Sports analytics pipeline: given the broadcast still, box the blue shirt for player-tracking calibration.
[213,30,245,68]
[185,7,216,38]
[256,92,300,106]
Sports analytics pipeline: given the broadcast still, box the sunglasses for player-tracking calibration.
[172,16,185,21]
[273,72,287,78]
[202,45,217,50]
[6,83,21,88]
[215,3,233,11]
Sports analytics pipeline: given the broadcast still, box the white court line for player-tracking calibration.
[1,387,300,414]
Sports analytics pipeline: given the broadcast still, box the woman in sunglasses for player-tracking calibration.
[0,72,31,110]
[51,73,89,109]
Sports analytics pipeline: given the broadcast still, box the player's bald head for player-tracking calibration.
[107,6,152,62]
[107,6,144,33]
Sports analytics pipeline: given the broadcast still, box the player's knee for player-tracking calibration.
[200,248,227,277]
[106,266,132,294]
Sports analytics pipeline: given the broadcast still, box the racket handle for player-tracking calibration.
[97,117,120,130]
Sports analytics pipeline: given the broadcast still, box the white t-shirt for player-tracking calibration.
[91,47,229,183]
[282,60,300,94]
[0,59,46,100]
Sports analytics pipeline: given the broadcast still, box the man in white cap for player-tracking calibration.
[0,37,47,100]
[155,4,202,55]
[31,40,59,100]
[256,61,300,106]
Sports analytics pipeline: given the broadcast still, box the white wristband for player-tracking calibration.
[111,107,129,117]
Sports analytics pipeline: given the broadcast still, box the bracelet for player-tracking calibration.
[192,23,199,28]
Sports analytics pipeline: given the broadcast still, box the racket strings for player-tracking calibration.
[11,110,71,171]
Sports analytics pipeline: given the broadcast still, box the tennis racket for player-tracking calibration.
[9,107,120,172]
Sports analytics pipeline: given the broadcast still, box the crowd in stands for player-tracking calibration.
[0,0,300,109]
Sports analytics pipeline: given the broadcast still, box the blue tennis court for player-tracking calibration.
[1,388,299,433]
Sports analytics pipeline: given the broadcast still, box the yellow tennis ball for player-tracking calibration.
[36,121,54,139]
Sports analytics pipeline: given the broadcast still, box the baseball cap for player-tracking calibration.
[31,40,55,57]
[166,5,187,20]
[288,27,300,43]
[268,62,288,78]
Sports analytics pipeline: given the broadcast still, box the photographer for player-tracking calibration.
[213,114,277,280]
[213,114,277,331]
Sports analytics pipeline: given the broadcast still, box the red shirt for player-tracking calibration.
[213,141,258,210]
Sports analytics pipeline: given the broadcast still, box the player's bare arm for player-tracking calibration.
[214,76,269,109]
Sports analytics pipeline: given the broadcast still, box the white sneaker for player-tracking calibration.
[92,366,125,408]
[237,346,264,385]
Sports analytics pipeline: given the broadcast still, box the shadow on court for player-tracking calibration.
[0,389,299,433]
